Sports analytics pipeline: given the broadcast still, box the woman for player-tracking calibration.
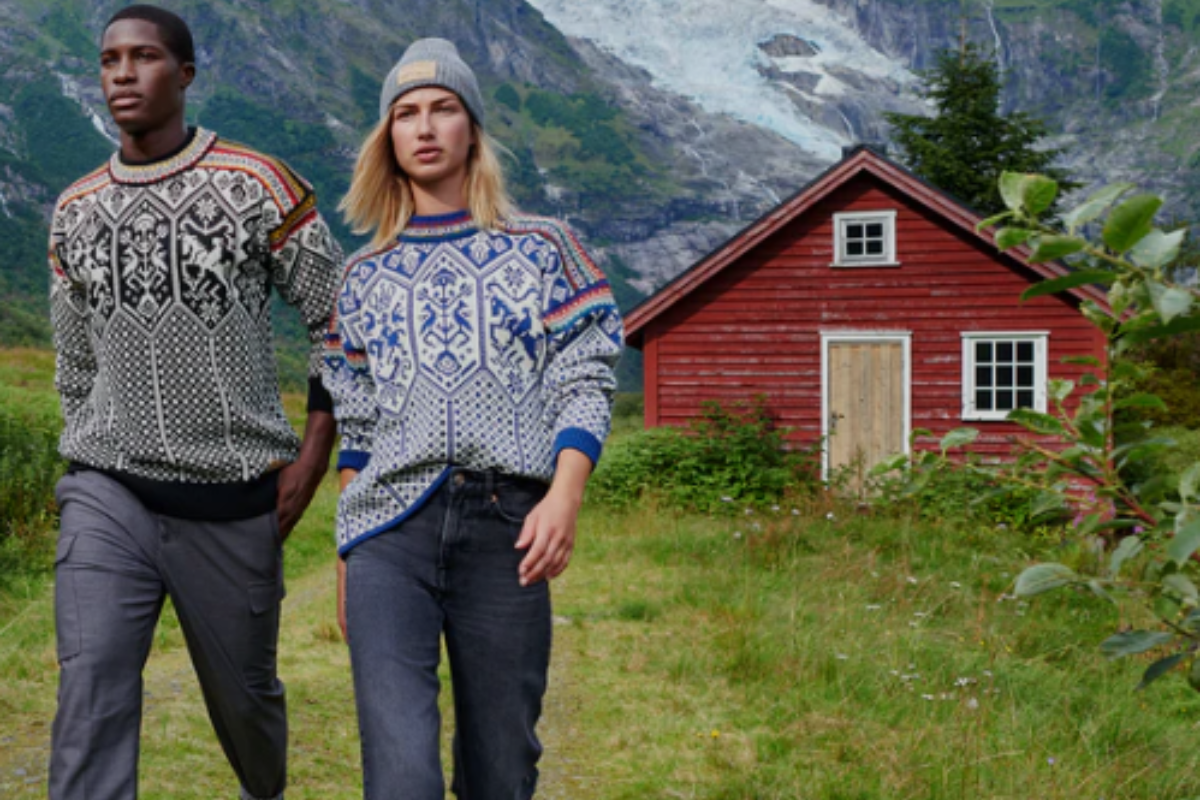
[323,38,623,799]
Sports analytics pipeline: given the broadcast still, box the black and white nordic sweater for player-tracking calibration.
[49,128,342,513]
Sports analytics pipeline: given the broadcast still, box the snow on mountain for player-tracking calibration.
[525,0,920,159]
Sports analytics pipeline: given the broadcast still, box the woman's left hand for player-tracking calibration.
[515,449,592,586]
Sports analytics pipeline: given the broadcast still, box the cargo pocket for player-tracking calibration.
[248,579,285,616]
[54,532,82,663]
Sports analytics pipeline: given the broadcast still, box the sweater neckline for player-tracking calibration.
[400,210,478,242]
[109,128,218,185]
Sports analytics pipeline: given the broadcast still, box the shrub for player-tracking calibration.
[0,399,63,578]
[591,396,820,512]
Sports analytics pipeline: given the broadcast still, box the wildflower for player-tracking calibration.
[950,581,962,589]
[711,729,720,738]
[744,508,754,515]
[771,505,780,512]
[1134,526,1144,535]
[791,509,800,516]
[721,496,733,503]
[1047,757,1055,766]
[835,653,848,660]
[982,670,993,678]
[966,697,979,710]
[826,512,835,521]
[750,522,761,530]
[733,531,742,539]
[865,604,881,611]
[921,694,934,701]
[913,612,928,618]
[906,576,918,585]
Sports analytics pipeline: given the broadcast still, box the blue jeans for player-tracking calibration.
[345,469,551,800]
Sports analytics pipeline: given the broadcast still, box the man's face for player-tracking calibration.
[100,19,194,137]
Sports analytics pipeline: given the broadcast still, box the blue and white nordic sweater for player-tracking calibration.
[323,211,624,554]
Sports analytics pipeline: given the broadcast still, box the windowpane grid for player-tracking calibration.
[839,215,892,263]
[971,337,1039,416]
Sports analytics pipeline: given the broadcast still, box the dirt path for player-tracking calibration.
[0,566,583,798]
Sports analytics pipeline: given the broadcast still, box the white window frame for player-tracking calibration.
[832,210,899,267]
[961,332,1049,421]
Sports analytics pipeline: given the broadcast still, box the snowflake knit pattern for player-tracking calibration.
[323,210,624,554]
[49,128,343,483]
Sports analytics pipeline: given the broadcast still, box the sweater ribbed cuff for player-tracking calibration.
[552,427,602,465]
[337,451,370,471]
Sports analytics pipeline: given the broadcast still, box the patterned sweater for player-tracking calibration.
[49,128,343,498]
[323,211,623,554]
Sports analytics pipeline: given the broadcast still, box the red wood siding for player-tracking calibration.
[642,175,1106,459]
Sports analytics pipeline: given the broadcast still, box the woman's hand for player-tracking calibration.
[516,449,591,586]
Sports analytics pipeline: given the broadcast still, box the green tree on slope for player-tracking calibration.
[886,43,1070,215]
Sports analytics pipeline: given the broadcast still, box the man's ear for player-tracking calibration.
[181,62,196,91]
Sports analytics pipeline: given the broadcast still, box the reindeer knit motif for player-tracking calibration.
[49,128,342,486]
[323,210,624,554]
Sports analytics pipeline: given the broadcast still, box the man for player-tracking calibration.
[47,6,342,799]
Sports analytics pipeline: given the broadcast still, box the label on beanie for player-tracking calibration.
[397,61,438,83]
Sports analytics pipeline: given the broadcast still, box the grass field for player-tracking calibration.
[2,348,1200,799]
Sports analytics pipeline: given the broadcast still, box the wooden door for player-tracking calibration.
[827,341,905,492]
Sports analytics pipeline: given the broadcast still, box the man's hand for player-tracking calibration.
[275,410,335,540]
[516,449,592,586]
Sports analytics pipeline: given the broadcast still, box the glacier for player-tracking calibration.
[525,0,918,160]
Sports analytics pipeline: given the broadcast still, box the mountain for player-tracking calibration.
[1,0,1197,390]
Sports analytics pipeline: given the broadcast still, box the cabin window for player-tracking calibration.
[961,332,1048,421]
[832,210,898,267]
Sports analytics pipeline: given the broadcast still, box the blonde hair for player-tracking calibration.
[340,116,515,249]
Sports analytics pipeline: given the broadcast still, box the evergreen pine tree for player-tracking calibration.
[885,43,1070,215]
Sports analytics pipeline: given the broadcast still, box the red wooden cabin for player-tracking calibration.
[623,146,1107,479]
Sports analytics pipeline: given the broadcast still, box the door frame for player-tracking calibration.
[820,330,912,480]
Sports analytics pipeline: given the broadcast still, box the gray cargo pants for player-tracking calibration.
[50,470,287,800]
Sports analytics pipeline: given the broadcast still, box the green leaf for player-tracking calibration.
[996,227,1032,250]
[1048,379,1075,404]
[1164,574,1200,609]
[1181,463,1200,504]
[1136,652,1186,691]
[976,211,1014,232]
[870,453,909,475]
[1021,270,1113,301]
[1061,355,1102,367]
[939,427,979,452]
[1113,393,1168,412]
[1014,563,1078,597]
[1030,491,1066,519]
[1119,314,1200,346]
[1062,182,1134,232]
[1100,630,1174,659]
[1006,408,1065,435]
[1102,194,1162,253]
[1023,175,1059,215]
[1189,658,1200,693]
[1146,281,1194,324]
[1109,534,1144,579]
[1167,517,1200,568]
[1087,580,1117,605]
[999,172,1028,213]
[1130,228,1186,270]
[1027,234,1086,263]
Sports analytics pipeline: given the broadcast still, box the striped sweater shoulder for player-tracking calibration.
[205,138,313,202]
[54,163,111,210]
[500,214,607,291]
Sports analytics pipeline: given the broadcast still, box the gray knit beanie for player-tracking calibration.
[379,38,485,127]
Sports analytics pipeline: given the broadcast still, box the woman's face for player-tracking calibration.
[390,86,475,196]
